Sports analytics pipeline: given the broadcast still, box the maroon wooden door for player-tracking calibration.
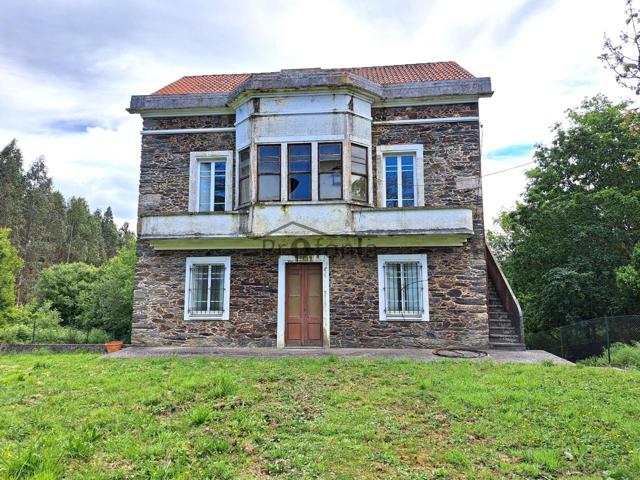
[285,263,323,347]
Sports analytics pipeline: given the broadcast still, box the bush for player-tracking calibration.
[581,342,640,369]
[0,302,109,344]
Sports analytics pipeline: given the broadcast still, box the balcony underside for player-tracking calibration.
[140,205,474,250]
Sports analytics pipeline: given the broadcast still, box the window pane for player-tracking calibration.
[210,265,225,313]
[198,162,211,212]
[239,178,250,204]
[403,263,421,312]
[190,265,209,314]
[401,155,415,207]
[259,175,280,200]
[319,173,341,199]
[289,174,311,200]
[319,143,342,171]
[351,174,367,201]
[258,156,280,174]
[385,156,398,205]
[351,144,367,162]
[319,143,342,199]
[352,159,367,175]
[239,148,250,177]
[385,263,402,313]
[288,144,311,173]
[214,174,225,211]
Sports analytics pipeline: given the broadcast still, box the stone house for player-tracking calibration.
[128,62,524,350]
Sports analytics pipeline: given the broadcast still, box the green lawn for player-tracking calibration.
[0,354,639,479]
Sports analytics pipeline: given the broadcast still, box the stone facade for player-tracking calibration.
[132,101,490,349]
[132,243,489,348]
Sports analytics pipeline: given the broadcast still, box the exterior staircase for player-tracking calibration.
[486,246,526,351]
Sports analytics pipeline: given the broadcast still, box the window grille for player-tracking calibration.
[383,261,423,317]
[188,264,225,316]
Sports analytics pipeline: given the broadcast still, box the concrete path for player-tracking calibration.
[104,346,573,365]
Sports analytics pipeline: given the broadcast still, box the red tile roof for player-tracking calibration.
[151,62,474,96]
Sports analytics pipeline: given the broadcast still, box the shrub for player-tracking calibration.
[581,342,640,369]
[0,302,109,344]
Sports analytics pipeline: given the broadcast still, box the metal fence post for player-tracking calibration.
[605,317,611,365]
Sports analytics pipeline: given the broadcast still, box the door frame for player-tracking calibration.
[277,255,330,348]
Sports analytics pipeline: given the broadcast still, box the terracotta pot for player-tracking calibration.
[105,340,123,353]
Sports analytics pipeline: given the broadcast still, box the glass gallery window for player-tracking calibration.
[258,145,281,201]
[318,143,342,200]
[238,148,251,205]
[288,144,312,201]
[351,144,368,202]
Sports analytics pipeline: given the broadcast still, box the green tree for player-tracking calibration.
[65,197,106,265]
[0,228,23,312]
[600,0,640,94]
[616,242,640,312]
[81,240,136,341]
[36,263,100,329]
[101,206,121,258]
[0,140,25,240]
[491,97,640,333]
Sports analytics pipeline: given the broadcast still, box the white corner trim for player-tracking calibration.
[189,151,234,212]
[277,255,330,348]
[373,116,479,126]
[376,144,425,208]
[141,127,236,135]
[184,256,231,321]
[377,254,429,322]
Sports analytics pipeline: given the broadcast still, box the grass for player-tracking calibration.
[581,342,640,369]
[0,355,639,479]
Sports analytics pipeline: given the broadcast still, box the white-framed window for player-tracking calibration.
[377,254,429,321]
[189,151,233,212]
[184,256,231,320]
[376,144,424,208]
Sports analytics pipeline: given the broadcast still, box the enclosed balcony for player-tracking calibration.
[139,204,474,250]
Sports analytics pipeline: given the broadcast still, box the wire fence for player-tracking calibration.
[527,315,640,363]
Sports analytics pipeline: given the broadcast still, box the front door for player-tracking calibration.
[285,263,323,347]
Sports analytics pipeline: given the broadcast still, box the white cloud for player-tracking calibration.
[0,0,634,228]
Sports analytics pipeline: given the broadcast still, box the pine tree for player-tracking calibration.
[0,140,25,241]
[101,207,121,258]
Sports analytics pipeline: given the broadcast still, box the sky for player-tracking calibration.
[0,0,633,229]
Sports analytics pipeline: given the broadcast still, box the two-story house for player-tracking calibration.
[128,62,524,350]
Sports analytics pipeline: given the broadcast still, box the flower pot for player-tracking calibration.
[105,340,123,353]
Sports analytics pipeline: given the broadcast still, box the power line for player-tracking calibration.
[482,161,536,177]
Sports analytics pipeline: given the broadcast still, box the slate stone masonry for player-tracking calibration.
[132,101,490,348]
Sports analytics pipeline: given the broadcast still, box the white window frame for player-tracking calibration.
[184,256,231,321]
[376,144,425,208]
[377,254,429,322]
[189,151,233,212]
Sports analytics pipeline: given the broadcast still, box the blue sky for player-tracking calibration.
[0,0,632,228]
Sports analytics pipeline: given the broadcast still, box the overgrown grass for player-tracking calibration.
[0,354,639,479]
[581,342,640,369]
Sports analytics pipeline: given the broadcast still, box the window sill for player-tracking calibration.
[381,315,428,322]
[184,315,228,321]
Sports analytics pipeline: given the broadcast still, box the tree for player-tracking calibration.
[616,242,640,312]
[491,97,640,333]
[65,197,105,265]
[101,207,121,258]
[0,228,23,313]
[600,0,640,94]
[0,140,25,240]
[81,240,136,341]
[36,263,100,329]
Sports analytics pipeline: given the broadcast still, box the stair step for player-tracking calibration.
[489,327,517,335]
[490,342,526,351]
[489,334,520,342]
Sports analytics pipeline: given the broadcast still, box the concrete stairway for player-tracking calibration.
[487,276,525,350]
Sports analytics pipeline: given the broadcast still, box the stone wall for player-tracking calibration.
[138,116,235,216]
[132,243,489,348]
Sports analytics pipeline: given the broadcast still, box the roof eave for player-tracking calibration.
[127,75,493,115]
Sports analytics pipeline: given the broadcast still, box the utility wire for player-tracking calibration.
[482,161,535,177]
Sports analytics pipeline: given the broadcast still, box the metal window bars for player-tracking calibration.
[188,264,225,316]
[383,262,424,318]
